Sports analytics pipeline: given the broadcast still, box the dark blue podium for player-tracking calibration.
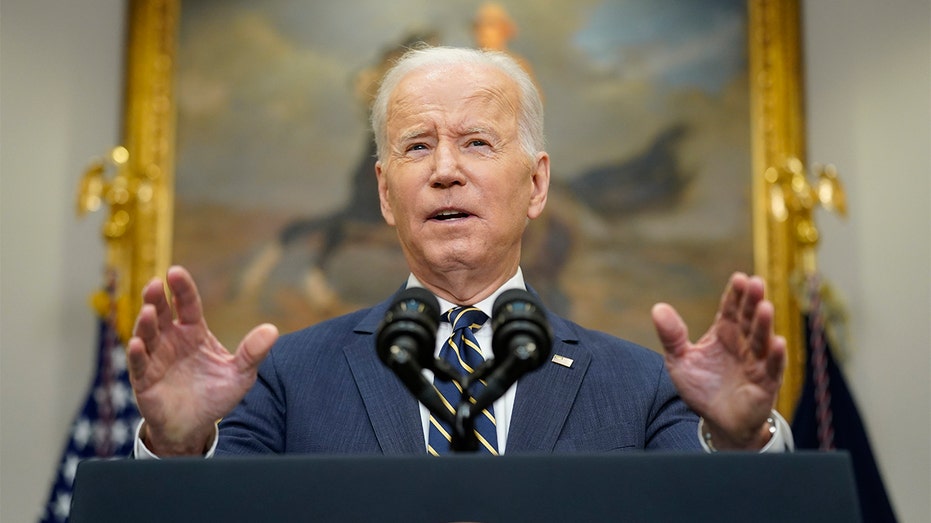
[70,452,861,522]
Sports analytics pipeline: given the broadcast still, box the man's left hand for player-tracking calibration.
[652,272,786,450]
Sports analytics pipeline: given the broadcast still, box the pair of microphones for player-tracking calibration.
[375,287,553,429]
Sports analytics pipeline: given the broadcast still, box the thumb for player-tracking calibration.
[234,323,279,372]
[651,303,689,358]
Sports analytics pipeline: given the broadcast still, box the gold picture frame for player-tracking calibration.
[105,0,809,415]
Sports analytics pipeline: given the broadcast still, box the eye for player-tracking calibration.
[467,139,489,147]
[405,143,428,153]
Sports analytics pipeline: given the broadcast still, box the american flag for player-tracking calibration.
[39,280,140,522]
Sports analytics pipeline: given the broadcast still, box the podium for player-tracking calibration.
[71,452,861,522]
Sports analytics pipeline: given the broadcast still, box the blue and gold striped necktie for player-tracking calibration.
[427,306,498,455]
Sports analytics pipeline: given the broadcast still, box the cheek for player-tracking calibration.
[385,180,418,226]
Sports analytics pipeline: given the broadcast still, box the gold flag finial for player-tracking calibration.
[765,157,847,275]
[75,0,179,343]
[76,146,134,239]
[76,145,137,340]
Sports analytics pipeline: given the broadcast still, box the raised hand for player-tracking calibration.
[651,272,786,450]
[126,266,278,456]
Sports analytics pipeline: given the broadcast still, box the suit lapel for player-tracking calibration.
[338,288,591,455]
[342,297,425,455]
[506,313,589,453]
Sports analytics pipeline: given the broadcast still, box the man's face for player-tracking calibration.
[375,62,549,294]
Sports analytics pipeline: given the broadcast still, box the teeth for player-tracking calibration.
[435,210,467,220]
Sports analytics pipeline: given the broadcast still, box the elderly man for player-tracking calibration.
[128,46,790,458]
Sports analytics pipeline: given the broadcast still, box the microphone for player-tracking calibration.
[375,287,451,421]
[473,289,553,411]
[376,287,439,370]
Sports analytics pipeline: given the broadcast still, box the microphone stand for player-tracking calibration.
[378,287,552,453]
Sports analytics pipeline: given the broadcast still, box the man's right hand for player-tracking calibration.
[126,265,278,456]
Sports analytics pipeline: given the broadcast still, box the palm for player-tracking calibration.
[132,322,240,432]
[126,266,277,454]
[652,273,785,448]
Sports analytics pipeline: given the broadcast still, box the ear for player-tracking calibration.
[375,161,396,226]
[527,152,550,220]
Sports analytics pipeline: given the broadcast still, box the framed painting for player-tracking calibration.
[113,0,807,413]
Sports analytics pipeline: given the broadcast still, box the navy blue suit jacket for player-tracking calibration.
[217,291,701,455]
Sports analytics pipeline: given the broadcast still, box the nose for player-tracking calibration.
[429,140,465,188]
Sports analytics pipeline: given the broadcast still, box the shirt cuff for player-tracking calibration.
[697,410,794,453]
[133,419,219,459]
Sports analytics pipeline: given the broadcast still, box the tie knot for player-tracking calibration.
[446,306,488,333]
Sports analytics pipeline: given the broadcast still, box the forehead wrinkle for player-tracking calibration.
[465,84,518,122]
[448,88,518,141]
[388,67,520,144]
[474,82,519,113]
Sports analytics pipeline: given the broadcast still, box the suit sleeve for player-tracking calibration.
[215,349,288,455]
[644,360,702,451]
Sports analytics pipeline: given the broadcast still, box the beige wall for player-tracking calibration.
[1,1,123,521]
[1,1,928,522]
[803,1,931,521]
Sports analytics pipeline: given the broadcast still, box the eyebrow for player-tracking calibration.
[463,126,502,144]
[464,126,493,136]
[398,128,432,144]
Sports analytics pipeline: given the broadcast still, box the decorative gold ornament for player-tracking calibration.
[749,0,818,417]
[76,0,178,342]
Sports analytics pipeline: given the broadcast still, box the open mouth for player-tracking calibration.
[432,210,471,221]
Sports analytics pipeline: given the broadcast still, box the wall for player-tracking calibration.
[803,1,931,521]
[1,1,124,521]
[1,1,928,521]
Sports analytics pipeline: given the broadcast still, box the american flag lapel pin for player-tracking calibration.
[551,354,574,368]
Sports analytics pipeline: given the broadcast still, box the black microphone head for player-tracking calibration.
[376,287,440,368]
[491,289,552,370]
[388,286,440,318]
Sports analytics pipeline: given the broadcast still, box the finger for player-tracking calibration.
[719,272,748,324]
[234,323,279,373]
[132,303,160,353]
[166,265,205,325]
[126,336,149,383]
[651,303,690,358]
[767,334,787,383]
[747,299,775,359]
[738,275,766,334]
[141,276,174,330]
